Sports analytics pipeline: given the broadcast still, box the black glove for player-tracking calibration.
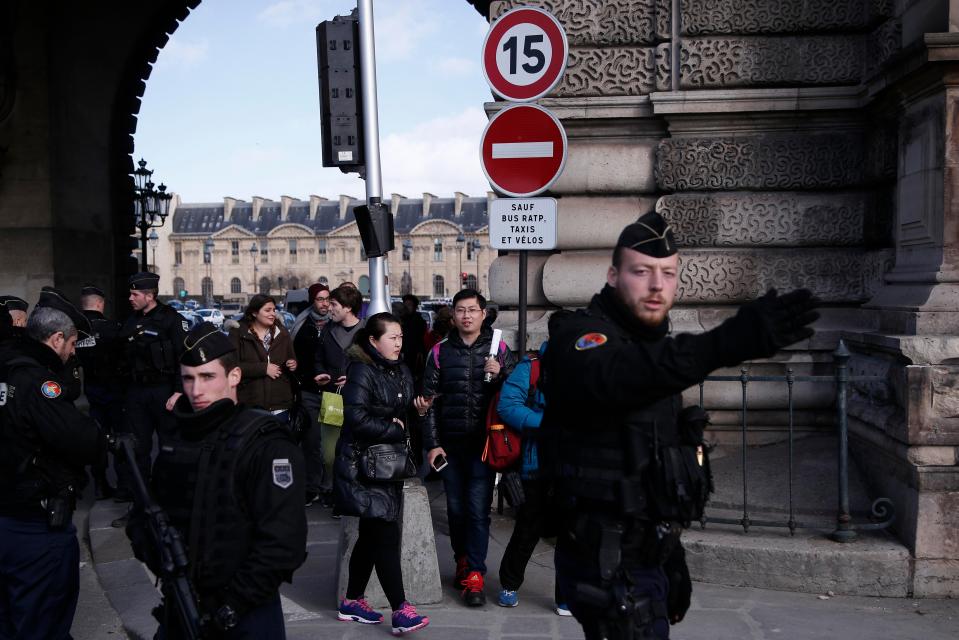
[717,288,820,364]
[677,406,710,446]
[664,543,692,624]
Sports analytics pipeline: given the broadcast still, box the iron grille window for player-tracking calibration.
[231,240,239,264]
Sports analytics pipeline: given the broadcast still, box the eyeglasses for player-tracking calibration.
[315,296,330,302]
[454,307,482,316]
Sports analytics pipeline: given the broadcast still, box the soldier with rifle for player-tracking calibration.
[125,322,307,638]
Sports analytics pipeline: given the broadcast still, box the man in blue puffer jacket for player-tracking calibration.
[494,341,569,615]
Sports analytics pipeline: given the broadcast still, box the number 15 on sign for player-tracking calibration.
[482,7,569,103]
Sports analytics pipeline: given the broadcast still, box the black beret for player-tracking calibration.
[128,271,160,291]
[35,287,92,335]
[616,211,677,258]
[0,295,28,313]
[80,284,105,298]
[181,322,236,367]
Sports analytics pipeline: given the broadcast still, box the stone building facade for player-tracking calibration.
[472,0,959,596]
[157,192,494,302]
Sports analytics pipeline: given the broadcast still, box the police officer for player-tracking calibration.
[0,295,28,330]
[0,288,104,639]
[76,283,122,499]
[115,272,187,508]
[543,212,820,639]
[126,322,307,638]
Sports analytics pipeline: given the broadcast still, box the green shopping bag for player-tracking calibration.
[319,388,344,427]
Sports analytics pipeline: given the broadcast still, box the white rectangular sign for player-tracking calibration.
[489,197,557,250]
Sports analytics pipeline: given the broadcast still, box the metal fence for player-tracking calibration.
[697,339,895,541]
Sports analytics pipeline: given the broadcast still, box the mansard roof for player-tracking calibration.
[171,195,490,237]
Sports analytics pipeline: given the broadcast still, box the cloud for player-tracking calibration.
[155,37,210,69]
[256,0,327,28]
[433,56,475,76]
[371,1,439,59]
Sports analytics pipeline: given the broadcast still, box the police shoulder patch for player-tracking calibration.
[272,458,293,489]
[182,320,190,332]
[575,333,608,351]
[40,381,62,399]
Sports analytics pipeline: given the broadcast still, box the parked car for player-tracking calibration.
[220,302,244,317]
[184,299,199,310]
[195,308,225,328]
[167,299,184,311]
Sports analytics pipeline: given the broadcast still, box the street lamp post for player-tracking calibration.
[132,158,172,272]
[470,238,481,293]
[249,241,258,298]
[148,229,159,271]
[402,238,413,296]
[456,232,465,290]
[203,237,214,307]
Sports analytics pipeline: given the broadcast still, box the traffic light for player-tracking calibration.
[316,10,364,173]
[353,201,395,258]
[461,272,469,288]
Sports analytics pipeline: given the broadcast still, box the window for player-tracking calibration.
[289,239,297,264]
[289,276,300,290]
[231,240,239,264]
[433,274,445,297]
[402,241,411,261]
[358,275,370,296]
[173,277,185,297]
[260,242,268,264]
[174,242,182,265]
[203,248,211,265]
[318,238,327,263]
[433,238,442,261]
[467,240,476,261]
[201,276,213,301]
[278,276,285,291]
[230,277,242,294]
[259,277,271,294]
[465,274,478,290]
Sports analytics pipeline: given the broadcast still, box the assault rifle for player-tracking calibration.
[112,435,205,639]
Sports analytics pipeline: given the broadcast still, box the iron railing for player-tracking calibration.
[697,339,895,541]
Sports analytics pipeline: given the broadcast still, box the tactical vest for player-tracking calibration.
[153,409,289,593]
[121,309,178,380]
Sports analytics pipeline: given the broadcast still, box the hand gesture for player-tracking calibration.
[314,373,331,386]
[285,359,297,372]
[266,363,282,379]
[414,395,435,416]
[483,356,501,378]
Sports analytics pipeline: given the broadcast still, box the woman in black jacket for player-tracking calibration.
[333,312,430,635]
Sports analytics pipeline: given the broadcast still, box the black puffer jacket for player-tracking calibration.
[421,327,516,453]
[333,343,415,522]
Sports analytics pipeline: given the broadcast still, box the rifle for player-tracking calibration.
[112,435,205,639]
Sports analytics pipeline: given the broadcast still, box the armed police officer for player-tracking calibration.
[542,212,820,639]
[115,272,187,509]
[76,283,122,499]
[0,289,104,639]
[126,322,307,638]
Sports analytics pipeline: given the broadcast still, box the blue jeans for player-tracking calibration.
[0,515,80,640]
[440,446,495,574]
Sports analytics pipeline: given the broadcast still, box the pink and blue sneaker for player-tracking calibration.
[338,597,383,624]
[391,602,430,635]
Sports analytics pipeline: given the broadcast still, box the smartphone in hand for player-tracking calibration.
[431,454,448,472]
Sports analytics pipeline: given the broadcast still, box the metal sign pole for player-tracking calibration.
[517,250,527,355]
[357,0,388,315]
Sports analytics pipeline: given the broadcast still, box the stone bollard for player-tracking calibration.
[335,478,442,609]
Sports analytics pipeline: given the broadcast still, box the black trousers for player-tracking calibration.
[86,382,121,480]
[346,517,406,610]
[498,477,563,602]
[156,593,285,640]
[118,383,177,491]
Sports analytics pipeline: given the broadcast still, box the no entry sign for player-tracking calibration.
[482,7,568,102]
[480,103,568,198]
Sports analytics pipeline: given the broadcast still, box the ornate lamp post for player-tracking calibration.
[132,158,172,272]
[470,238,481,293]
[203,237,214,306]
[147,228,159,270]
[402,238,413,296]
[456,232,466,290]
[249,241,258,297]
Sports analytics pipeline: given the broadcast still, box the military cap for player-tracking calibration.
[181,322,236,367]
[616,211,677,258]
[0,295,29,313]
[128,271,160,291]
[35,286,91,335]
[80,284,106,298]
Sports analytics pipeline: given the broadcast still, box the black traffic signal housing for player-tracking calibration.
[316,11,364,173]
[353,201,395,258]
[461,272,469,288]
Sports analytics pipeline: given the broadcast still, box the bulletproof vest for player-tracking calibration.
[76,314,120,384]
[153,409,289,593]
[120,307,177,379]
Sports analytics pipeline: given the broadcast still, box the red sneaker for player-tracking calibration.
[462,571,486,607]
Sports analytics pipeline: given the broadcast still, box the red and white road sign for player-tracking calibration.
[480,103,567,198]
[482,7,568,102]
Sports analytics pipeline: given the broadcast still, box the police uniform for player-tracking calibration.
[76,284,122,499]
[129,323,307,639]
[0,295,28,345]
[117,272,188,496]
[543,213,820,639]
[0,289,103,639]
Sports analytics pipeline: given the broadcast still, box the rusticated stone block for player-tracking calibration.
[490,0,657,46]
[914,490,959,559]
[655,0,891,38]
[914,559,959,597]
[656,191,872,247]
[555,46,658,96]
[655,133,868,191]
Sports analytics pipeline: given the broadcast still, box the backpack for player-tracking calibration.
[481,355,540,472]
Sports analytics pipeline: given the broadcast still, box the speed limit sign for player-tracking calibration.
[482,7,568,102]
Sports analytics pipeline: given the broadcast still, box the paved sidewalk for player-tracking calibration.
[85,477,959,640]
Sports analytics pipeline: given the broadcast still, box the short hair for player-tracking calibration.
[218,352,239,374]
[27,307,77,342]
[612,245,626,269]
[452,288,486,310]
[332,285,363,316]
[402,294,419,309]
[136,288,159,298]
[80,293,105,308]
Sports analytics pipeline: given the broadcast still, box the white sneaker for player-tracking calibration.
[555,603,572,616]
